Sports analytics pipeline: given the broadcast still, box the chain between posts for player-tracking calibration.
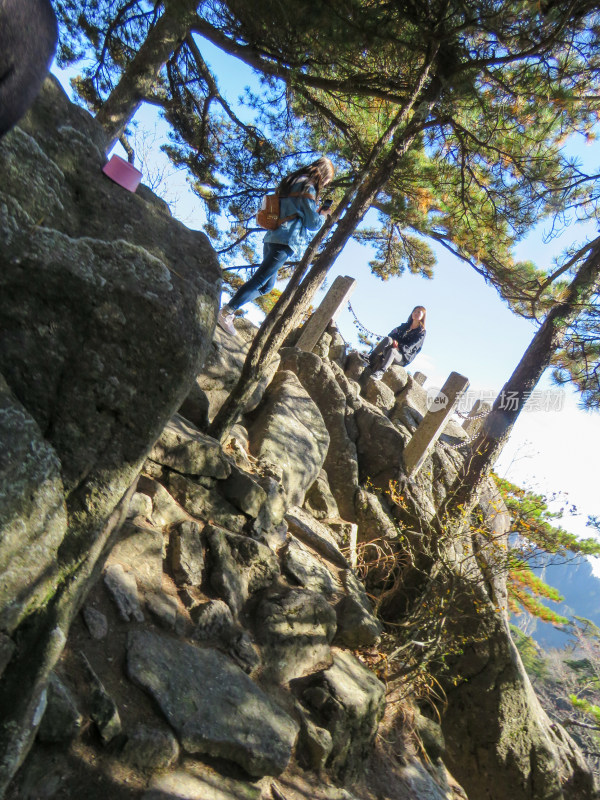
[347,301,384,341]
[455,408,489,420]
[440,436,476,451]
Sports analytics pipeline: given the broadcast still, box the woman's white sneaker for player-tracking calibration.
[217,308,238,337]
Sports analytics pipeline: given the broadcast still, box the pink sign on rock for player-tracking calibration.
[102,154,142,193]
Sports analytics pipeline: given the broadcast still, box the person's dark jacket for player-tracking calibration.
[388,322,426,366]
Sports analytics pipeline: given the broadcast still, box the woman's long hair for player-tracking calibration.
[278,156,334,199]
[406,305,426,329]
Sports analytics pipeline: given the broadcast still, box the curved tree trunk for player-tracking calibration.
[443,236,600,526]
[95,0,200,153]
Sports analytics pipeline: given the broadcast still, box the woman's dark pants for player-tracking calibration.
[370,336,404,372]
[228,242,294,310]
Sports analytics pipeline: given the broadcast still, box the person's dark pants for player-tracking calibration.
[370,336,404,372]
[228,242,293,310]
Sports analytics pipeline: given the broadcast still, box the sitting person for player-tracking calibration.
[217,156,335,336]
[369,306,426,379]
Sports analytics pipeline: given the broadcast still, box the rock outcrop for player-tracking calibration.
[0,76,220,791]
[1,77,596,800]
[127,629,299,776]
[181,316,281,424]
[247,370,330,508]
[440,550,596,800]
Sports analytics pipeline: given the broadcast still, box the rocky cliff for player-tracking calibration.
[0,80,597,800]
[0,76,220,792]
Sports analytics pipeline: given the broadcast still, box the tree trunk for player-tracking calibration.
[208,65,443,442]
[443,236,600,525]
[95,0,200,152]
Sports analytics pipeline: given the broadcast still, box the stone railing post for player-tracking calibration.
[403,372,470,478]
[296,275,356,353]
[413,371,427,386]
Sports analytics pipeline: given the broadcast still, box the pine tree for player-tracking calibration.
[57,1,600,438]
[56,0,203,150]
[476,475,600,624]
[443,237,600,531]
[205,0,600,439]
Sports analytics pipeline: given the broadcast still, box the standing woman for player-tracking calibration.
[369,306,427,379]
[217,156,335,336]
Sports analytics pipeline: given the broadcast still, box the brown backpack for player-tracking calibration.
[256,191,315,230]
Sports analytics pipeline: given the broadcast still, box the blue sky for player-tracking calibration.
[52,32,600,553]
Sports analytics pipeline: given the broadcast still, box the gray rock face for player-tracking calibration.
[1,91,219,505]
[0,634,15,680]
[37,674,82,743]
[354,488,398,543]
[330,361,361,408]
[414,711,445,762]
[0,374,67,634]
[220,466,268,519]
[327,521,358,565]
[354,405,408,490]
[279,350,359,521]
[108,520,164,593]
[286,508,349,569]
[390,401,421,432]
[0,76,220,789]
[190,317,280,422]
[192,599,236,641]
[82,654,121,744]
[313,331,332,359]
[247,371,330,510]
[122,724,180,771]
[296,649,385,781]
[149,415,231,480]
[177,383,210,431]
[144,763,261,800]
[304,470,340,521]
[344,351,368,383]
[104,564,144,623]
[255,589,337,683]
[138,476,191,528]
[255,474,287,530]
[146,592,182,632]
[335,570,382,649]
[282,538,340,597]
[227,630,261,675]
[335,595,381,649]
[192,600,259,674]
[81,606,108,640]
[362,377,396,412]
[170,520,204,585]
[394,375,429,417]
[166,472,247,533]
[126,491,154,521]
[127,629,299,776]
[206,525,280,616]
[296,705,334,771]
[381,364,409,394]
[442,600,598,800]
[327,327,347,366]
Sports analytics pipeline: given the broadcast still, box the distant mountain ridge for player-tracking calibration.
[516,557,600,649]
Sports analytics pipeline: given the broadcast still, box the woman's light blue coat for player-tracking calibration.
[263,178,324,258]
